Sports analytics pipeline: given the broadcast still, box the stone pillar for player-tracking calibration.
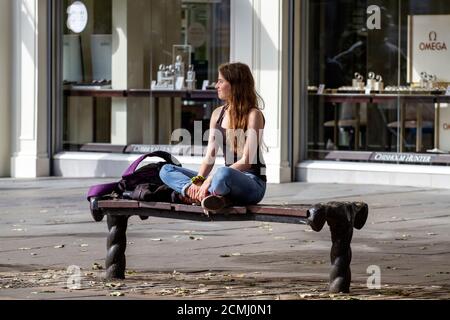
[11,0,50,178]
[0,0,12,177]
[231,0,291,183]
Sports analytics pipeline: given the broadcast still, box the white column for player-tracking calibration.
[11,0,50,178]
[231,0,290,183]
[0,0,12,177]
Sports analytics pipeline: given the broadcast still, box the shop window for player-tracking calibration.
[60,0,230,154]
[305,0,450,165]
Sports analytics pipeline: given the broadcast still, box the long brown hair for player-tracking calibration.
[219,62,265,154]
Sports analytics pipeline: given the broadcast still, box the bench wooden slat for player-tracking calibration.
[247,205,310,218]
[171,203,205,214]
[98,200,310,218]
[171,203,247,215]
[98,200,140,209]
[212,207,247,215]
[139,202,172,210]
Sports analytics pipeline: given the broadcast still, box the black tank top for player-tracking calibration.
[216,106,267,182]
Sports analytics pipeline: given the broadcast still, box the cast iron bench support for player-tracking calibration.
[90,199,368,293]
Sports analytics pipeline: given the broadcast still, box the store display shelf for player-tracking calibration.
[64,88,219,100]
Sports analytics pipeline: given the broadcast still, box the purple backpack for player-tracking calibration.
[87,151,181,221]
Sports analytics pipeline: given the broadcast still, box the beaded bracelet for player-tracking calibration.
[191,175,206,185]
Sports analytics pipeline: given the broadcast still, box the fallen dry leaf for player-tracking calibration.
[105,282,124,288]
[194,288,208,294]
[92,263,103,270]
[189,236,203,241]
[126,270,137,275]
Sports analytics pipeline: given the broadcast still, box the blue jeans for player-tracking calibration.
[159,165,266,205]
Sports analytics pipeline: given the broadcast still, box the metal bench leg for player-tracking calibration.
[325,202,368,293]
[106,214,129,280]
[307,205,327,232]
[308,201,369,293]
[327,204,353,294]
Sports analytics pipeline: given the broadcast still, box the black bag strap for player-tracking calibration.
[122,151,181,178]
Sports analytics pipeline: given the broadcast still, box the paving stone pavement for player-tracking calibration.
[0,178,449,300]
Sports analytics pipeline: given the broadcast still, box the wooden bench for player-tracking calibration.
[90,199,369,293]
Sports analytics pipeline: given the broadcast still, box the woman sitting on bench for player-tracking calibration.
[160,62,267,212]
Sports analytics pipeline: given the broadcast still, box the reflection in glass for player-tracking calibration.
[61,0,230,152]
[306,0,450,161]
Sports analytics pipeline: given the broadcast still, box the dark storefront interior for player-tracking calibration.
[306,0,450,165]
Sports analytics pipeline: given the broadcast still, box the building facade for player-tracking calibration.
[1,0,450,189]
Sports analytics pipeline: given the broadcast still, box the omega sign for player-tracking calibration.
[419,31,447,51]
